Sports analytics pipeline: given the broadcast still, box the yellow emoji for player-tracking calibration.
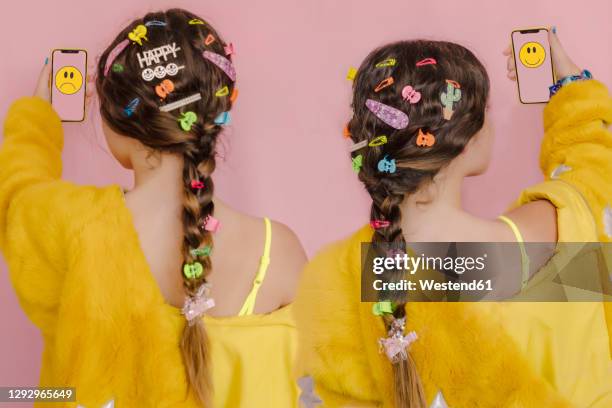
[518,42,546,68]
[55,66,83,95]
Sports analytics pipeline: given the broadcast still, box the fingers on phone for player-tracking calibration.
[503,44,512,56]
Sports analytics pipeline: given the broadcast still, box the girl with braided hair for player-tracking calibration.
[294,31,611,407]
[0,8,306,407]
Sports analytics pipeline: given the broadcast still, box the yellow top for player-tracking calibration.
[497,215,530,288]
[239,217,272,316]
[0,98,298,408]
[294,80,612,407]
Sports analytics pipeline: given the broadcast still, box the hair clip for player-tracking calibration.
[401,85,421,104]
[378,317,417,363]
[137,42,181,69]
[190,245,212,257]
[375,58,396,68]
[370,220,390,229]
[203,51,236,81]
[440,80,462,120]
[372,301,395,316]
[416,129,435,147]
[204,34,216,46]
[346,67,357,81]
[104,39,129,76]
[416,58,437,67]
[352,154,363,174]
[179,111,197,131]
[155,79,175,100]
[128,24,148,46]
[203,215,221,232]
[160,93,202,112]
[141,63,185,81]
[182,283,215,325]
[183,261,204,279]
[124,98,140,117]
[297,376,323,408]
[224,43,234,56]
[343,124,351,139]
[365,99,409,130]
[349,140,367,152]
[377,155,396,173]
[368,135,388,147]
[375,77,394,92]
[215,86,229,97]
[112,63,124,73]
[188,18,205,25]
[214,111,231,125]
[230,88,239,102]
[191,180,205,189]
[145,20,166,27]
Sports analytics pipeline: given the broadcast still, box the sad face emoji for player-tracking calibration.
[518,42,546,68]
[55,66,83,95]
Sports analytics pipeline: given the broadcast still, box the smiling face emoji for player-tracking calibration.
[55,66,83,95]
[519,42,546,68]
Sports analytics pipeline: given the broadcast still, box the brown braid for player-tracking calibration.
[348,40,490,407]
[95,8,235,405]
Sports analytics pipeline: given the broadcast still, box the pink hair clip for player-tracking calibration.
[191,180,205,189]
[378,317,417,362]
[104,39,129,76]
[401,85,421,104]
[370,220,390,229]
[416,58,437,67]
[224,43,234,56]
[182,283,215,325]
[202,50,236,81]
[365,99,409,130]
[203,215,221,232]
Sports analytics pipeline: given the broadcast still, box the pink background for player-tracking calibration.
[1,0,611,396]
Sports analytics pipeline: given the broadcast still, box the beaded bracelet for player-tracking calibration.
[549,69,593,97]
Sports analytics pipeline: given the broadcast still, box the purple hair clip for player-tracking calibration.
[378,317,418,363]
[104,39,130,76]
[182,283,215,325]
[202,50,236,82]
[365,99,409,130]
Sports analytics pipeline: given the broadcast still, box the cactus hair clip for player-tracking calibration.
[124,98,140,117]
[145,20,166,27]
[351,154,363,174]
[401,85,421,104]
[440,79,462,120]
[104,39,129,76]
[203,51,236,81]
[368,135,388,147]
[349,140,367,152]
[182,283,215,325]
[128,24,148,46]
[215,86,229,97]
[203,215,221,232]
[416,58,437,67]
[416,129,436,147]
[204,34,216,46]
[375,58,396,68]
[179,111,197,131]
[155,79,175,100]
[377,155,396,173]
[366,99,409,130]
[374,77,394,92]
[346,67,357,81]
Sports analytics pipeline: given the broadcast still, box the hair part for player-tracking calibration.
[95,8,236,405]
[349,40,489,408]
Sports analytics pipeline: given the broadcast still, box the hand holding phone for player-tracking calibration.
[50,49,87,122]
[510,28,554,104]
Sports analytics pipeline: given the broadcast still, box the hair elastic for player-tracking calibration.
[104,39,129,76]
[366,99,409,130]
[182,283,215,325]
[159,93,202,112]
[203,51,236,81]
[374,77,394,92]
[203,215,221,232]
[124,98,140,117]
[349,140,367,152]
[370,220,390,229]
[179,111,197,131]
[416,58,437,67]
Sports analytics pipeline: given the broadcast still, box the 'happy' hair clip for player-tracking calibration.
[104,39,129,76]
[365,99,409,130]
[159,93,202,112]
[203,51,236,81]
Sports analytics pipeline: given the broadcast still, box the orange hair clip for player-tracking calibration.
[230,88,239,103]
[374,77,394,92]
[445,79,461,89]
[343,124,351,138]
[416,129,436,147]
[204,34,216,46]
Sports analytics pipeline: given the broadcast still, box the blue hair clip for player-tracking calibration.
[124,98,140,117]
[377,155,396,173]
[145,20,166,27]
[214,111,231,125]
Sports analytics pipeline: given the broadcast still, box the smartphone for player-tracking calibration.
[51,49,87,122]
[511,28,555,104]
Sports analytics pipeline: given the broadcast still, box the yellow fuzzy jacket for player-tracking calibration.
[0,98,298,407]
[294,80,612,407]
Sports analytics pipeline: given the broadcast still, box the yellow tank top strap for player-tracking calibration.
[238,217,272,316]
[498,215,530,289]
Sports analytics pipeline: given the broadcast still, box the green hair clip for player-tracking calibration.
[372,301,396,316]
[190,245,212,258]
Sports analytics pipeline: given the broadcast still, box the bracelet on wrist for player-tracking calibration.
[549,69,593,97]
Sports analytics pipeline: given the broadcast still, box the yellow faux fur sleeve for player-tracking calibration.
[294,227,573,407]
[540,80,612,242]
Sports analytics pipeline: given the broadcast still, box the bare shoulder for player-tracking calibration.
[503,199,558,242]
[268,220,308,303]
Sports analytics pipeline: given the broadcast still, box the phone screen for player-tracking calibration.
[51,49,87,122]
[511,28,554,104]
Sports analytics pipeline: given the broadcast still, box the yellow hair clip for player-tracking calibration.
[128,24,148,46]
